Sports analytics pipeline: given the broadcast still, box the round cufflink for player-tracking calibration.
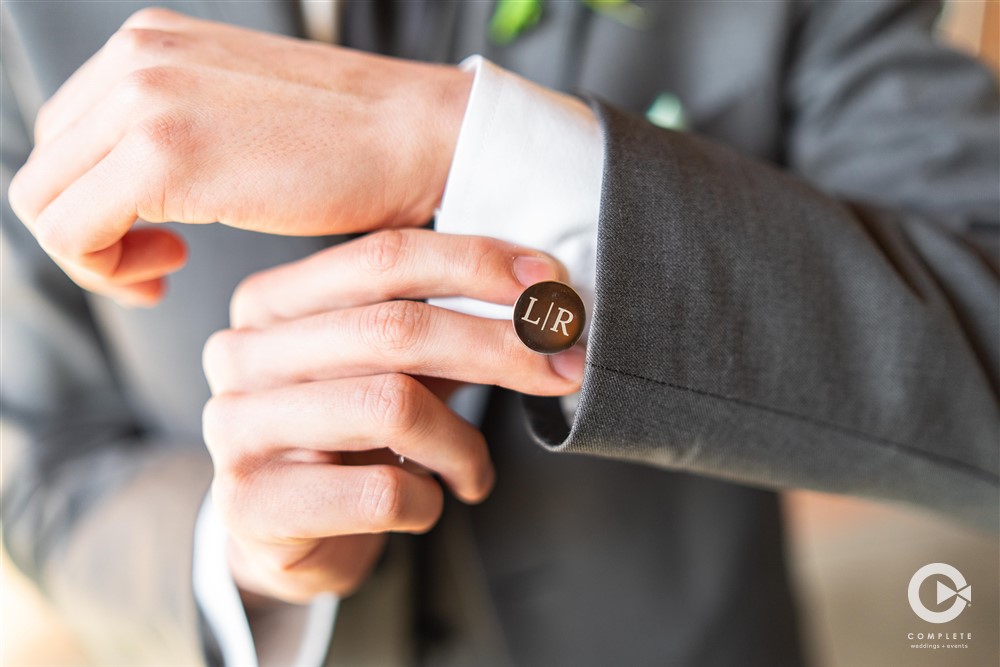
[512,281,586,354]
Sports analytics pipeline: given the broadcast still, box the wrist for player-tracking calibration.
[390,64,474,227]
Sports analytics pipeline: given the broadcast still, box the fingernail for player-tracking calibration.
[549,345,586,383]
[513,256,558,287]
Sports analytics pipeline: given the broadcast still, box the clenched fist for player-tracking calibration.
[8,8,471,305]
[202,230,587,603]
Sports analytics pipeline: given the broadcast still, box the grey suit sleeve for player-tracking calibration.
[526,1,999,529]
[0,63,211,665]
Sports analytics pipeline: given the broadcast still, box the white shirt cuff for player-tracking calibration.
[193,494,338,667]
[431,55,604,322]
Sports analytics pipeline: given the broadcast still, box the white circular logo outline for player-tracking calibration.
[908,563,971,624]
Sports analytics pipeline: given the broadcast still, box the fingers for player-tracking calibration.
[203,374,494,503]
[227,533,387,602]
[109,227,188,283]
[9,36,204,305]
[43,227,187,305]
[14,87,136,221]
[15,116,195,277]
[214,459,442,601]
[205,299,585,397]
[231,229,569,329]
[214,462,445,540]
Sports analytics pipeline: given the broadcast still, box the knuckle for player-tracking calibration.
[132,111,192,156]
[363,299,428,353]
[123,7,183,29]
[497,322,529,365]
[6,170,31,221]
[496,324,549,386]
[32,218,71,258]
[122,65,182,99]
[359,466,404,528]
[210,475,243,528]
[33,101,56,141]
[474,236,527,289]
[212,462,274,539]
[114,74,160,116]
[459,236,498,279]
[410,486,444,534]
[127,112,196,222]
[110,27,178,57]
[464,436,495,501]
[202,329,241,393]
[229,273,267,329]
[362,374,422,435]
[201,394,238,460]
[360,229,407,275]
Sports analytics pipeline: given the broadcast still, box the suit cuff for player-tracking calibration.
[193,494,338,667]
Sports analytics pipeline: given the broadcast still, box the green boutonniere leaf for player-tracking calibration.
[490,0,647,46]
[581,0,647,29]
[489,0,544,45]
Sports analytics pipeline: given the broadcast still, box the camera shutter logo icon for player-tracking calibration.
[908,563,971,624]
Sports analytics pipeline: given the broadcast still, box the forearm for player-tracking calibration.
[530,101,999,528]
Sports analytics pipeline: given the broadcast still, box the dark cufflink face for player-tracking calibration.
[512,281,586,354]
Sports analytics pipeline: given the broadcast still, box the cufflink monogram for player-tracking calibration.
[512,281,586,354]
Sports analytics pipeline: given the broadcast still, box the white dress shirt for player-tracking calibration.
[193,6,605,665]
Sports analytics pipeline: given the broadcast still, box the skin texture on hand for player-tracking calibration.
[7,8,473,305]
[203,230,586,604]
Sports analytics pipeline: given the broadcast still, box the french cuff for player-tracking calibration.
[193,494,338,667]
[431,55,603,324]
[429,56,603,425]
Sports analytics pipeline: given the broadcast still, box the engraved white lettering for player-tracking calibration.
[540,302,554,331]
[520,297,541,325]
[550,308,574,336]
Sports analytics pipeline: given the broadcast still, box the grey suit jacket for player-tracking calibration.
[2,1,997,666]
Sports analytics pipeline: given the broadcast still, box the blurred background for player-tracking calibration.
[2,1,998,665]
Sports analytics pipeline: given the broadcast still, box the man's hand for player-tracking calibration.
[8,8,472,305]
[202,229,586,603]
